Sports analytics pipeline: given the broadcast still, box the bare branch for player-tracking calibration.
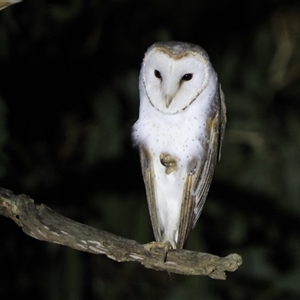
[0,187,242,279]
[0,0,22,11]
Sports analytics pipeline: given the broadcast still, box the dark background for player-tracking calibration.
[1,0,300,299]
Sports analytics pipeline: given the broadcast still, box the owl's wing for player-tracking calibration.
[217,85,227,161]
[139,147,163,243]
[177,85,226,249]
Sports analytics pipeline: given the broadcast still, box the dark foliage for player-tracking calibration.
[1,0,300,299]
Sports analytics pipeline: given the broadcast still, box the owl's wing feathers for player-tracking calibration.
[177,85,226,248]
[139,147,163,242]
[218,85,227,161]
[176,173,197,248]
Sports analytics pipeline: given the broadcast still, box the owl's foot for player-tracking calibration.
[159,153,178,174]
[143,241,173,262]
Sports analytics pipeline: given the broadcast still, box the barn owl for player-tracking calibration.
[132,41,226,253]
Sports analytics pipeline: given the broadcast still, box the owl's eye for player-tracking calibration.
[154,70,162,79]
[182,73,193,81]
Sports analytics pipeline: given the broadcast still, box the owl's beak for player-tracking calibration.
[163,74,178,108]
[165,95,173,108]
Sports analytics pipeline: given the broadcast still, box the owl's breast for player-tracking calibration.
[133,107,209,162]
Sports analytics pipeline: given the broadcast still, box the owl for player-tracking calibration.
[132,41,226,253]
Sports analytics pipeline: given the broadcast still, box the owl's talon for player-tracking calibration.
[160,153,178,174]
[143,241,172,262]
[143,247,151,258]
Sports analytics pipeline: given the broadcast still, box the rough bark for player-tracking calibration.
[0,187,242,279]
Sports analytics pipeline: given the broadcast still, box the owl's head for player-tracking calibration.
[140,41,217,114]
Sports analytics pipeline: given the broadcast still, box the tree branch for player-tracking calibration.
[0,187,242,279]
[0,0,22,11]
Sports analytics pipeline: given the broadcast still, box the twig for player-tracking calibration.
[0,187,242,279]
[0,0,22,11]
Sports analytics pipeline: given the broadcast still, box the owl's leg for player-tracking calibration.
[159,153,178,174]
[143,241,173,262]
